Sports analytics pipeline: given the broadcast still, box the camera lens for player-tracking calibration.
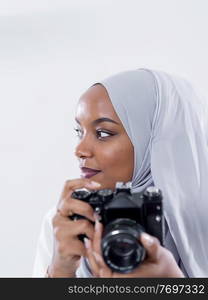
[101,219,146,273]
[112,239,135,257]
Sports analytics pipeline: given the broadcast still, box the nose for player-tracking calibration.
[74,136,93,159]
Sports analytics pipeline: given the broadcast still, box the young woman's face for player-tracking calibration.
[74,84,134,190]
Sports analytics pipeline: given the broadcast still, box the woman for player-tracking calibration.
[33,68,208,277]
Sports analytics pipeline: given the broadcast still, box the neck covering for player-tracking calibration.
[97,68,208,277]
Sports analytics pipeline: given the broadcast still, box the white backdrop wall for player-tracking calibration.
[0,0,208,277]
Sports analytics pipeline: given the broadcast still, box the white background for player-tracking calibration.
[0,0,208,277]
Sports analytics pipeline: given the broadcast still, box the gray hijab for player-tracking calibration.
[97,68,208,277]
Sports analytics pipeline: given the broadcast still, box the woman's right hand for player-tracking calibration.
[47,178,101,277]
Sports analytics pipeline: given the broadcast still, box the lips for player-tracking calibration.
[80,167,101,179]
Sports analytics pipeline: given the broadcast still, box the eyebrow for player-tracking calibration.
[75,117,120,126]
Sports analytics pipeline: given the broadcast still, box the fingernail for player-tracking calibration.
[95,219,101,232]
[84,237,91,249]
[93,251,103,263]
[93,212,101,221]
[86,181,101,188]
[142,233,154,246]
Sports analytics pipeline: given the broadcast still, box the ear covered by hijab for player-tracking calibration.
[95,68,208,277]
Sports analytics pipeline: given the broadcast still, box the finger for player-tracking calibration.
[99,267,112,278]
[84,238,100,277]
[140,232,160,262]
[60,179,101,201]
[55,238,87,258]
[69,219,95,240]
[58,198,95,222]
[57,179,101,221]
[53,215,95,240]
[91,220,111,270]
[92,220,103,254]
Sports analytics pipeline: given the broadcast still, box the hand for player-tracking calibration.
[48,178,101,277]
[84,220,185,278]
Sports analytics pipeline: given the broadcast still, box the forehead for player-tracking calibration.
[76,84,120,123]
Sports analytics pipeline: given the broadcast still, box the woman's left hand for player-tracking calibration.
[84,220,185,278]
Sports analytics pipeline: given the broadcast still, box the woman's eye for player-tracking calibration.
[73,128,114,140]
[96,130,113,139]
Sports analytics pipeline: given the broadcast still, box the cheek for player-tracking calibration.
[97,141,134,174]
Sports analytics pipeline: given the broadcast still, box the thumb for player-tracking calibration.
[140,232,160,262]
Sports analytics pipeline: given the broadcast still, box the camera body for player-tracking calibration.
[71,181,164,273]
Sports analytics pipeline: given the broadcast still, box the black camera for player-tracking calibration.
[71,182,164,273]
